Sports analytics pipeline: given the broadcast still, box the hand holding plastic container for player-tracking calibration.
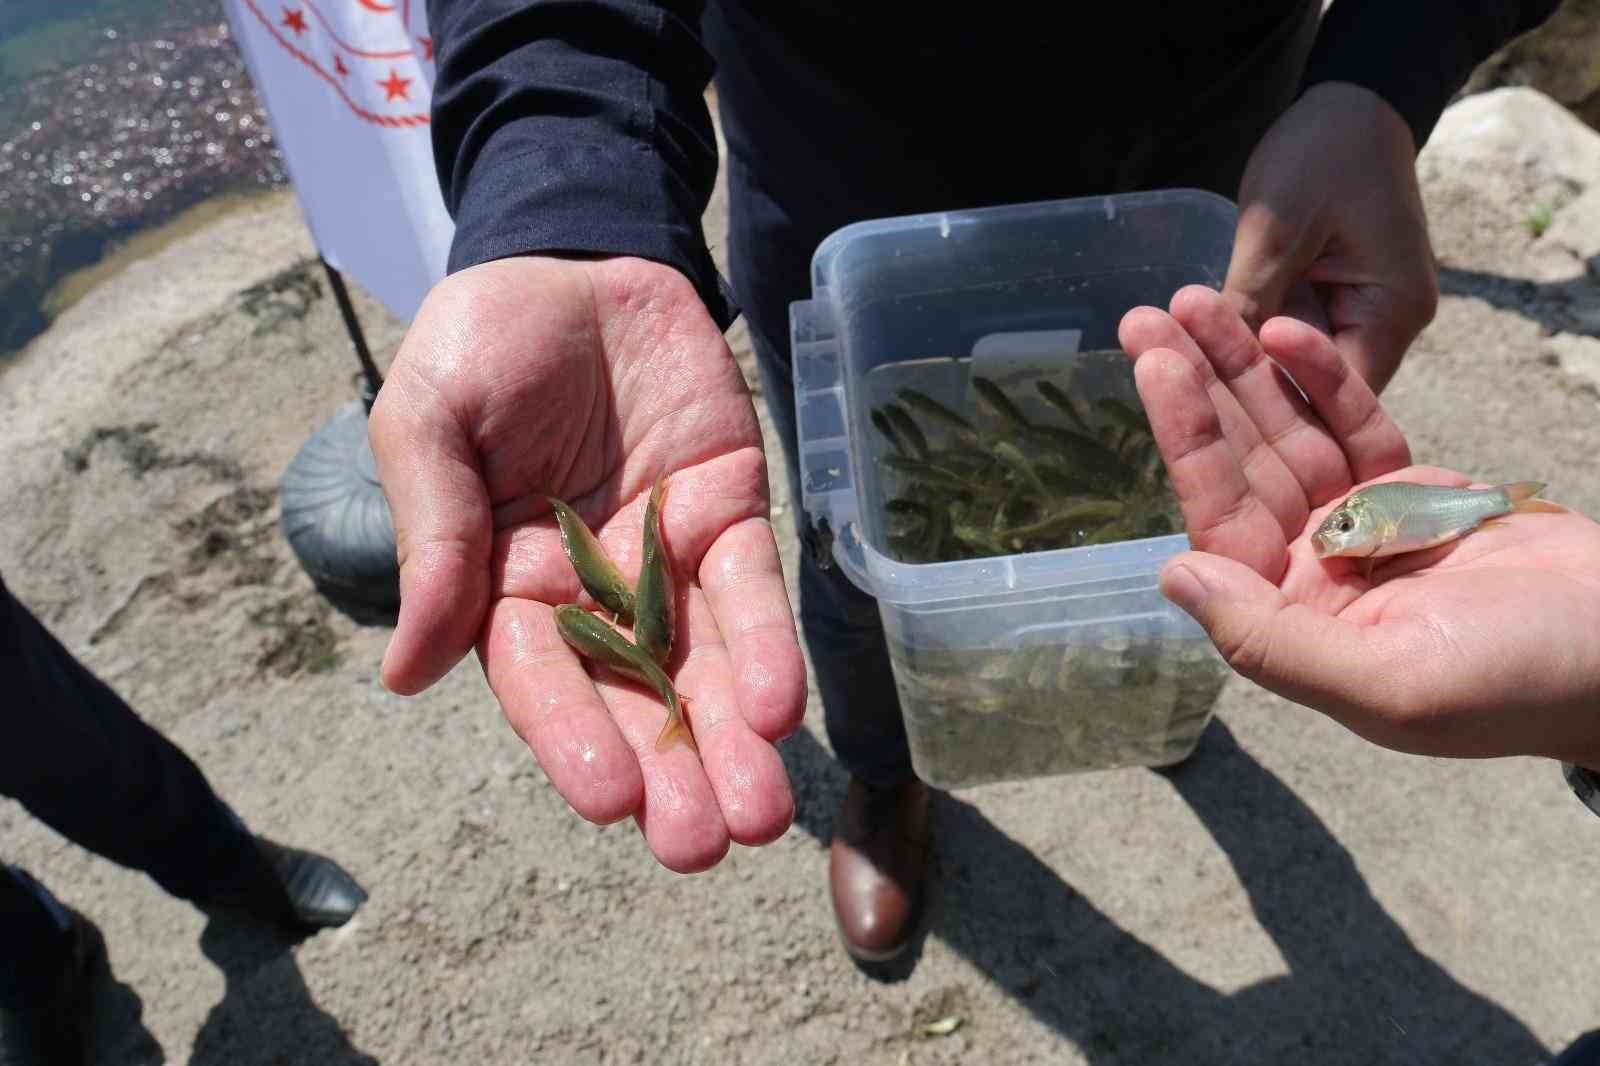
[789,190,1240,789]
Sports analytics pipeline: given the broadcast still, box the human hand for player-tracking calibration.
[368,255,807,872]
[1223,81,1439,395]
[1119,287,1600,768]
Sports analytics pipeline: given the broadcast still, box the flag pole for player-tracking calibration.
[318,255,384,411]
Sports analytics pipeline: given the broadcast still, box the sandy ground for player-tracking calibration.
[4,86,1600,1065]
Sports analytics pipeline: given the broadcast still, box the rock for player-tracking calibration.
[1546,333,1600,396]
[1460,0,1600,131]
[1422,86,1600,198]
[1416,87,1600,346]
[1417,87,1600,271]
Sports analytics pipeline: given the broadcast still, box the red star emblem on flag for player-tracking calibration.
[378,68,412,101]
[238,0,432,128]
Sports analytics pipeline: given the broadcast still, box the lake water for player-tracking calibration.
[0,0,287,353]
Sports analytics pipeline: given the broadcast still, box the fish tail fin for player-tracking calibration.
[1500,481,1567,514]
[653,703,697,754]
[652,694,697,752]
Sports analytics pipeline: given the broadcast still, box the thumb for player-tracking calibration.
[367,375,492,696]
[1160,551,1384,718]
[1221,202,1323,333]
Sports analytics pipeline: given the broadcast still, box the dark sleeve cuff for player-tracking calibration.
[1299,0,1563,151]
[443,136,740,332]
[427,0,739,332]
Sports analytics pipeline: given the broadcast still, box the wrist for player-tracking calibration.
[1294,81,1417,158]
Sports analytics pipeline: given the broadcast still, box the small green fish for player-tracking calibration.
[919,500,951,559]
[883,403,930,459]
[1024,426,1133,488]
[992,440,1050,498]
[896,388,980,443]
[971,375,1031,431]
[1311,480,1563,561]
[1034,379,1093,434]
[1034,462,1104,498]
[548,496,636,626]
[952,518,1007,555]
[1094,396,1152,438]
[992,488,1033,534]
[554,604,695,753]
[1082,515,1139,546]
[923,447,995,478]
[871,408,904,453]
[1002,498,1125,545]
[632,476,675,668]
[880,453,998,496]
[886,497,933,520]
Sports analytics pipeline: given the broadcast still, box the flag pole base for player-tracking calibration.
[279,397,400,624]
[279,262,398,624]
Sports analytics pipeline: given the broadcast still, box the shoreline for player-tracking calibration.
[0,11,286,355]
[2,184,294,371]
[41,185,293,324]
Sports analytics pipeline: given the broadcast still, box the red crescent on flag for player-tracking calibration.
[300,0,412,58]
[355,0,396,11]
[241,0,429,126]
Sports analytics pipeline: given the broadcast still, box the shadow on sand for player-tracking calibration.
[777,719,1552,1064]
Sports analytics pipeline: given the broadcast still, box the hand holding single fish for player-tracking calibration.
[1121,287,1600,767]
[1310,480,1564,567]
[1120,284,1414,583]
[368,254,806,873]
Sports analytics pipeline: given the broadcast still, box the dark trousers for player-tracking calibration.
[0,573,262,1002]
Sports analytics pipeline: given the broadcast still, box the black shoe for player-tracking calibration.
[253,837,368,929]
[198,836,368,932]
[0,908,105,1066]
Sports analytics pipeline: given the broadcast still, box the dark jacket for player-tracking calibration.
[425,1,1562,332]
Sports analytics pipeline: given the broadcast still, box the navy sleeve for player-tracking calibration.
[1299,0,1564,151]
[425,0,737,330]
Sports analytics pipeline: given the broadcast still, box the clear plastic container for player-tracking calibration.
[789,189,1238,790]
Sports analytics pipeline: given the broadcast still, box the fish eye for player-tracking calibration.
[1337,517,1353,533]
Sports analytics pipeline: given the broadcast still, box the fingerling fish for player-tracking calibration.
[554,604,696,753]
[1311,480,1565,561]
[633,475,676,668]
[548,496,636,626]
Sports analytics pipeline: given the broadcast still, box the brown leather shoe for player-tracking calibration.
[828,776,931,962]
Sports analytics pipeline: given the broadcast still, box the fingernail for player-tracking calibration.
[1162,563,1209,617]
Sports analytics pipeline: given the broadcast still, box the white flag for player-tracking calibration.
[221,0,454,321]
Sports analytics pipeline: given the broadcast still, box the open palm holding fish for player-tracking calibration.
[1120,286,1600,769]
[368,255,807,873]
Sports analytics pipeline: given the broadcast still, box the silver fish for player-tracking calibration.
[1311,480,1562,560]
